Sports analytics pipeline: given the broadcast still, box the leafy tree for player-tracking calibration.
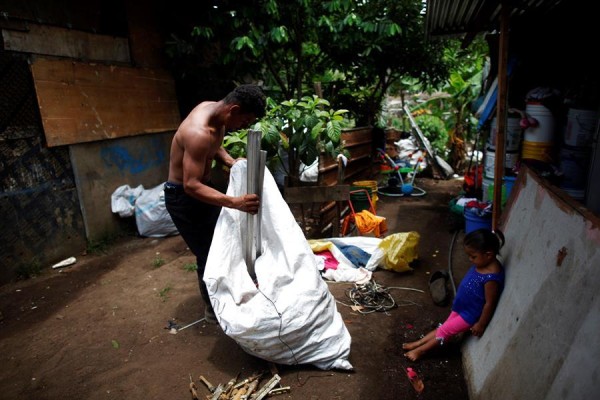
[165,0,450,125]
[316,0,449,125]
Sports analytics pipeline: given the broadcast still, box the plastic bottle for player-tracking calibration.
[406,367,424,394]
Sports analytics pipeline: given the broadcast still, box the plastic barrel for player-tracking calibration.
[484,147,519,179]
[464,208,492,234]
[524,103,556,143]
[559,145,590,198]
[522,140,554,163]
[489,116,523,151]
[482,177,494,202]
[485,181,507,208]
[503,176,517,198]
[564,108,599,147]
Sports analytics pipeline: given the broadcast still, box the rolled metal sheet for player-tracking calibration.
[245,130,262,280]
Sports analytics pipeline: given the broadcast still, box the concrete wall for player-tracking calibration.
[462,167,600,400]
[70,132,173,241]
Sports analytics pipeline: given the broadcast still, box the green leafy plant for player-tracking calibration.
[166,0,449,126]
[223,95,349,186]
[157,286,172,302]
[182,263,198,272]
[152,253,165,268]
[255,95,349,186]
[414,113,449,159]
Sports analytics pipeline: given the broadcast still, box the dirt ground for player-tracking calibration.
[0,175,472,400]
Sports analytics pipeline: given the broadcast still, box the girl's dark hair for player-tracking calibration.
[223,84,267,118]
[464,229,505,254]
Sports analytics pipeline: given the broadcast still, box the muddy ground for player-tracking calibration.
[0,176,472,400]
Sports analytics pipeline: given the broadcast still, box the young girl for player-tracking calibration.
[403,228,505,361]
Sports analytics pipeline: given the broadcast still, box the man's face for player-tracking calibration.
[227,105,257,131]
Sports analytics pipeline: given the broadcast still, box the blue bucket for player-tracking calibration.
[503,176,517,198]
[464,208,492,234]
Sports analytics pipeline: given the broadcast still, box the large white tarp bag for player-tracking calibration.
[204,161,352,370]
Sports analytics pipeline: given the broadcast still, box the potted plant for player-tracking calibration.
[223,95,350,188]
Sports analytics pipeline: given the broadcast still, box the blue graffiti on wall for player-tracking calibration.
[100,138,166,175]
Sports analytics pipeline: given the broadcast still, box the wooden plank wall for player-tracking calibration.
[30,59,180,147]
[318,126,375,186]
[2,24,130,63]
[307,126,374,237]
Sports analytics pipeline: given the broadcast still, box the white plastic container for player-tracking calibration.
[484,147,519,179]
[488,116,522,152]
[564,108,599,147]
[559,145,591,191]
[524,103,556,143]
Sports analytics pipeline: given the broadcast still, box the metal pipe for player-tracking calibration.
[245,130,262,280]
[256,150,267,258]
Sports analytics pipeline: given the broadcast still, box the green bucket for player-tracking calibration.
[350,186,373,212]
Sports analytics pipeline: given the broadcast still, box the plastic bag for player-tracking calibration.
[111,184,144,217]
[134,183,178,237]
[205,161,352,370]
[378,232,420,272]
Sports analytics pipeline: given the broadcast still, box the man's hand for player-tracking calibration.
[234,194,260,214]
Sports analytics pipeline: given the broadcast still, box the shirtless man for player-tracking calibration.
[164,84,266,322]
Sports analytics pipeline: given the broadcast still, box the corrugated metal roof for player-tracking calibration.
[425,0,565,37]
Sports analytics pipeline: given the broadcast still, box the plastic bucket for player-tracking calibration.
[524,103,556,143]
[564,108,599,147]
[484,147,519,179]
[464,208,492,234]
[485,180,508,208]
[503,176,517,198]
[489,116,522,151]
[521,140,554,163]
[353,180,379,208]
[559,145,590,190]
[350,186,374,212]
[482,177,493,202]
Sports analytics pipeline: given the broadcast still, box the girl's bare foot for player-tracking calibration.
[402,341,421,351]
[404,349,423,362]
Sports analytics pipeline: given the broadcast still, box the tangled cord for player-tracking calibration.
[344,280,398,314]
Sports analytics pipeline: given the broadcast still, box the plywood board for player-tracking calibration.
[2,24,130,62]
[31,59,180,147]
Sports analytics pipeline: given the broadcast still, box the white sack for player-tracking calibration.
[204,161,352,370]
[134,183,178,237]
[111,184,144,217]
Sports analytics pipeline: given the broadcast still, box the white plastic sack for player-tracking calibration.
[299,157,319,182]
[134,183,178,237]
[111,184,144,217]
[205,161,352,370]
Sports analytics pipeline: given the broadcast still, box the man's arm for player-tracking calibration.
[214,146,236,169]
[181,130,259,213]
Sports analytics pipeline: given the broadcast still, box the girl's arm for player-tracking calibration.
[471,281,501,337]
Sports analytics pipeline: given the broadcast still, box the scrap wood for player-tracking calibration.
[190,370,287,400]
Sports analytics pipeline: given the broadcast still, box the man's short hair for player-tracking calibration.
[224,84,267,118]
